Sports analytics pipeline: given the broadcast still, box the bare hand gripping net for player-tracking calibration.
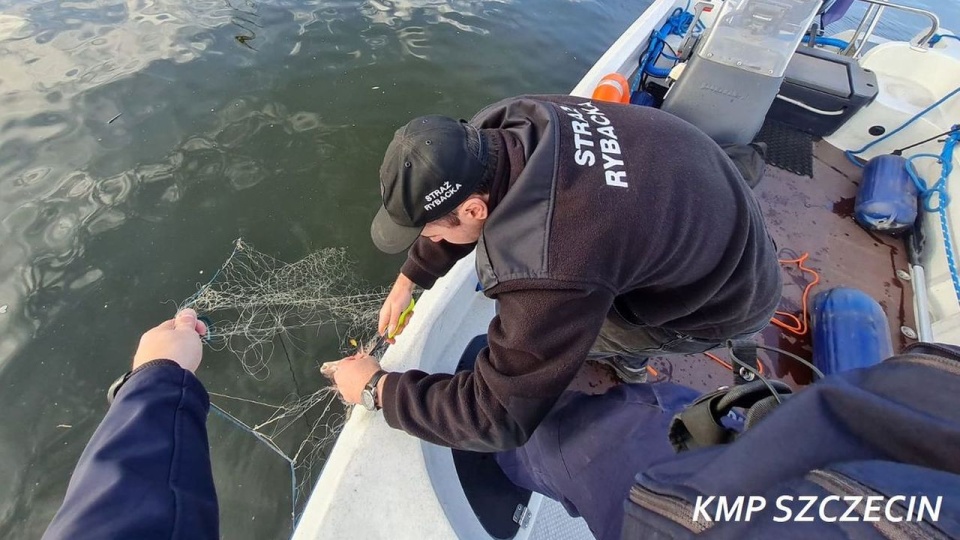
[181,238,388,527]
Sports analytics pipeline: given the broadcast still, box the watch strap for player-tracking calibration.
[106,359,182,405]
[365,369,389,410]
[107,371,133,405]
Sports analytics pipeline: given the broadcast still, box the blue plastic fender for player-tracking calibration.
[855,154,919,233]
[811,287,894,375]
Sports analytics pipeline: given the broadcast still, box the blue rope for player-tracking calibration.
[845,86,960,167]
[632,7,702,92]
[906,128,960,306]
[930,34,960,45]
[801,35,850,49]
[906,153,951,212]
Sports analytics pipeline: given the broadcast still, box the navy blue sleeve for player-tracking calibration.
[43,360,219,540]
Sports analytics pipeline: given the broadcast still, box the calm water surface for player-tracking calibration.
[1,0,958,538]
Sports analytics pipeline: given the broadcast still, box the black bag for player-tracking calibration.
[623,343,960,539]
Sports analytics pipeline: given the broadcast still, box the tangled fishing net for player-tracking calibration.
[183,238,387,379]
[180,238,389,526]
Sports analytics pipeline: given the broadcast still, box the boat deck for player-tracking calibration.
[575,141,918,394]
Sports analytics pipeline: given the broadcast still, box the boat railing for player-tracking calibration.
[842,0,940,57]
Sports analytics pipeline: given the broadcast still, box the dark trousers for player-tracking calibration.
[589,310,763,364]
[495,383,699,540]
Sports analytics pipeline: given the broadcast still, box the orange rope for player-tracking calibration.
[770,253,820,336]
[699,253,817,378]
[696,252,816,379]
[705,352,732,371]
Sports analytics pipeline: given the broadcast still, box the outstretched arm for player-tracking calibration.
[333,284,615,451]
[43,310,218,540]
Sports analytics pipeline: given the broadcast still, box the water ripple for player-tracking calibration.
[0,0,345,380]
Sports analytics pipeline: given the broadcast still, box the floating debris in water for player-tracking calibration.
[0,304,7,314]
[107,113,122,124]
[57,424,72,429]
[371,86,380,90]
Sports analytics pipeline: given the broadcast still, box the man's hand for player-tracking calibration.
[330,353,383,405]
[378,273,415,344]
[133,309,208,373]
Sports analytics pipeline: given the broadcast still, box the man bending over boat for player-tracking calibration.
[331,95,782,452]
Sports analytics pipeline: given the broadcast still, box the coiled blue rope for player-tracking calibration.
[906,128,960,306]
[632,6,703,91]
[845,85,960,168]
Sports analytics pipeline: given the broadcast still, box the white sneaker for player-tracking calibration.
[592,356,648,384]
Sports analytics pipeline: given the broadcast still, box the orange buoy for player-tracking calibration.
[591,73,631,104]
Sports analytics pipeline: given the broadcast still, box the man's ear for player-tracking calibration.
[462,197,488,221]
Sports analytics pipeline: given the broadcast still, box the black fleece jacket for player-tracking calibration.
[381,95,781,451]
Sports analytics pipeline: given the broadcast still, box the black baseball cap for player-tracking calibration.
[371,115,493,254]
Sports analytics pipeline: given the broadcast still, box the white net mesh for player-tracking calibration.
[181,238,389,525]
[183,238,387,379]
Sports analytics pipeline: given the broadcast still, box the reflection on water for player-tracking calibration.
[0,0,957,537]
[0,0,514,378]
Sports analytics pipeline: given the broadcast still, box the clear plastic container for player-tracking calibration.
[697,0,822,77]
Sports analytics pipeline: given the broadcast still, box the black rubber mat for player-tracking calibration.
[754,119,814,177]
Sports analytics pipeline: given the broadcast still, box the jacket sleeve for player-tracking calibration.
[43,360,218,540]
[401,237,477,289]
[381,284,614,451]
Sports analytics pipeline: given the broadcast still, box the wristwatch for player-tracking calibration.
[106,359,178,405]
[361,370,389,412]
[107,371,133,405]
